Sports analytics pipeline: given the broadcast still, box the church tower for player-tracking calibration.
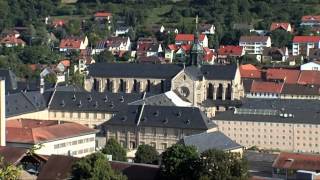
[189,15,204,67]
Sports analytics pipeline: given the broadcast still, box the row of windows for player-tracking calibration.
[220,121,319,128]
[71,147,95,156]
[238,140,319,147]
[53,111,109,119]
[54,137,95,149]
[110,128,184,138]
[119,140,168,150]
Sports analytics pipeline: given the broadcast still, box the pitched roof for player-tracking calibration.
[37,155,78,180]
[167,44,178,51]
[104,105,217,130]
[94,12,112,17]
[0,146,27,165]
[0,35,26,45]
[59,37,83,49]
[218,45,244,56]
[240,64,261,79]
[175,34,206,42]
[250,81,284,93]
[298,70,320,85]
[301,15,320,22]
[282,84,320,95]
[292,36,320,43]
[239,36,270,43]
[201,64,237,80]
[52,19,65,27]
[183,131,242,153]
[266,68,300,84]
[272,152,320,171]
[270,22,291,31]
[59,60,70,67]
[6,119,96,144]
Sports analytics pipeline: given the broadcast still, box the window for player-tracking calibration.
[140,128,145,135]
[161,143,167,150]
[120,140,125,147]
[86,113,89,118]
[72,141,77,145]
[150,142,156,149]
[59,143,66,148]
[163,128,167,137]
[174,129,179,137]
[78,149,83,154]
[78,139,84,144]
[130,141,136,149]
[54,144,59,149]
[152,128,156,136]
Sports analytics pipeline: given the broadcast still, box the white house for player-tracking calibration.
[59,36,88,52]
[115,26,130,37]
[301,61,320,71]
[292,36,320,56]
[6,119,97,157]
[239,36,271,54]
[200,24,215,35]
[175,34,208,47]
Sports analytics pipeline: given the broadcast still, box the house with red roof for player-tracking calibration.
[217,45,245,64]
[94,11,112,23]
[270,22,292,32]
[175,34,208,47]
[6,119,96,157]
[272,152,320,179]
[292,36,320,56]
[136,38,163,58]
[301,15,320,27]
[239,64,261,79]
[239,36,271,55]
[0,32,26,47]
[248,80,284,98]
[59,36,88,52]
[266,68,300,84]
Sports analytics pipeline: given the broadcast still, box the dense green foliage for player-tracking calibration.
[160,144,248,180]
[0,156,21,180]
[102,138,127,161]
[134,144,159,165]
[71,152,127,180]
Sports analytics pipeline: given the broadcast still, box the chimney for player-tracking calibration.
[0,79,5,146]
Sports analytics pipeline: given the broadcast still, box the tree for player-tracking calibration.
[0,156,21,180]
[70,70,84,87]
[160,144,199,180]
[271,29,293,48]
[134,144,159,165]
[72,152,127,180]
[102,138,127,161]
[196,149,248,180]
[95,50,116,63]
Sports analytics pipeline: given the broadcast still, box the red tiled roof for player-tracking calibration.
[0,146,27,165]
[250,81,284,93]
[52,19,66,27]
[301,15,320,22]
[168,44,178,51]
[266,69,300,84]
[175,34,206,42]
[218,45,244,56]
[59,37,82,49]
[298,70,320,85]
[0,35,26,45]
[240,64,261,79]
[272,152,320,171]
[6,119,96,144]
[270,22,291,31]
[59,60,70,67]
[94,12,112,17]
[203,48,215,62]
[180,44,192,52]
[292,36,320,43]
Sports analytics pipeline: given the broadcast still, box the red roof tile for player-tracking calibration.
[168,44,178,51]
[94,12,112,17]
[266,69,300,84]
[270,22,291,31]
[52,19,65,27]
[175,34,206,42]
[0,35,26,45]
[292,36,320,43]
[240,64,261,79]
[180,44,192,52]
[0,146,27,165]
[301,15,320,22]
[298,70,320,85]
[272,152,320,171]
[59,60,70,67]
[59,37,83,49]
[6,119,96,144]
[250,81,284,93]
[218,45,244,56]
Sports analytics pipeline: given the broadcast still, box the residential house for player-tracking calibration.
[272,152,320,180]
[94,11,112,23]
[75,56,95,74]
[59,36,88,52]
[6,119,96,157]
[262,47,289,63]
[200,24,215,35]
[217,45,245,64]
[95,37,131,55]
[159,25,179,34]
[292,36,320,56]
[239,64,262,79]
[301,61,320,71]
[115,26,130,37]
[137,38,163,58]
[165,44,179,63]
[203,47,216,64]
[300,15,320,27]
[175,34,208,47]
[0,31,26,47]
[270,22,292,32]
[174,44,191,61]
[239,36,271,55]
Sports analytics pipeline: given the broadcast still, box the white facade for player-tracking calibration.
[8,133,96,158]
[292,42,320,56]
[115,28,130,37]
[301,61,320,71]
[239,37,271,55]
